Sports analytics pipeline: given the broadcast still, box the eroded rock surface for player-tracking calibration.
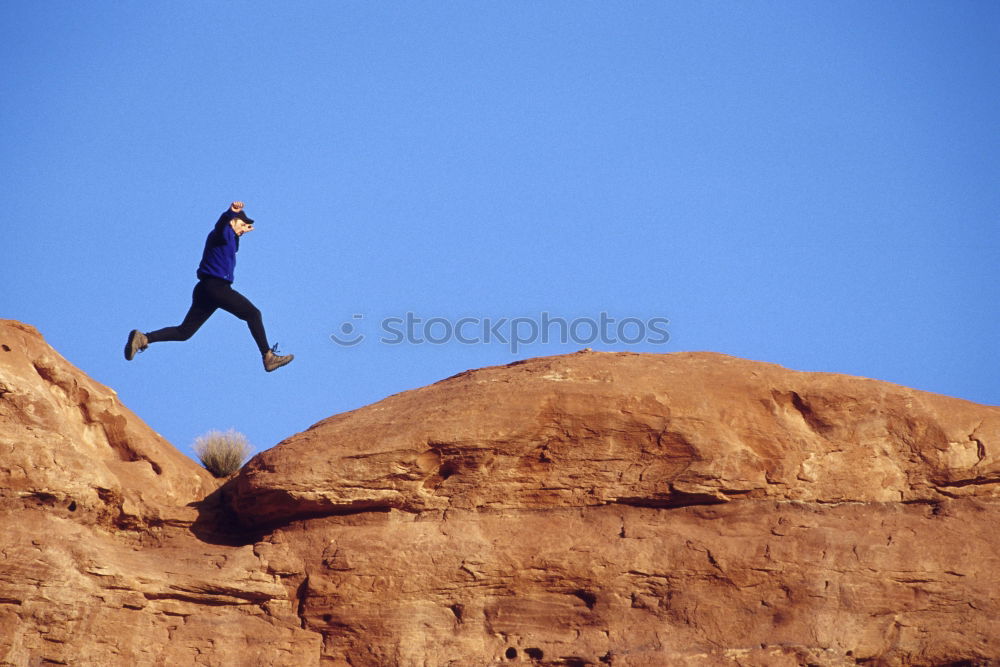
[0,321,319,665]
[234,351,1000,521]
[0,320,214,529]
[233,350,1000,665]
[2,319,999,665]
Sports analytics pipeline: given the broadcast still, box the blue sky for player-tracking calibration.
[4,2,998,462]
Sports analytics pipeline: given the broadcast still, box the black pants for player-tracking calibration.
[146,277,270,355]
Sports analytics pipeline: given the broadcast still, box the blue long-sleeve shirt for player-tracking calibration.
[196,210,241,283]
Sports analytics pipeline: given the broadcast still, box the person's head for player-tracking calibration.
[229,210,255,236]
[230,218,254,236]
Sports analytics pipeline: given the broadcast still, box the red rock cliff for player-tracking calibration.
[0,321,319,665]
[2,319,999,665]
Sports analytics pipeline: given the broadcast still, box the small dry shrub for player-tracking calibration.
[194,429,252,477]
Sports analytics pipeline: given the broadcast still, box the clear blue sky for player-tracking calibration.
[4,2,998,462]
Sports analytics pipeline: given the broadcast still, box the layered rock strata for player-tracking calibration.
[0,321,318,665]
[232,350,1000,666]
[2,318,999,665]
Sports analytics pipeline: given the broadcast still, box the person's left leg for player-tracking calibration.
[145,282,218,344]
[126,281,216,360]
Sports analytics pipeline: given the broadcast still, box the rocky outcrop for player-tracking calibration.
[0,321,319,665]
[231,351,1000,665]
[233,351,1000,520]
[0,320,213,529]
[2,318,999,665]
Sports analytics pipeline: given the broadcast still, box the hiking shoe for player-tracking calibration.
[263,344,294,372]
[124,329,148,361]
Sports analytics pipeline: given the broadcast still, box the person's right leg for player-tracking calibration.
[199,279,270,354]
[198,279,293,371]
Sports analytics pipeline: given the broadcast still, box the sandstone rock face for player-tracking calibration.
[0,321,319,665]
[0,320,213,527]
[2,319,999,665]
[233,351,1000,665]
[234,351,1000,519]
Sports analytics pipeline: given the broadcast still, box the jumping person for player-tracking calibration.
[124,201,294,372]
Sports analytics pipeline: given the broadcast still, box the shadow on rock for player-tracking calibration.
[188,478,266,546]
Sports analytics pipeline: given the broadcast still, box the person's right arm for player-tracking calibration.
[209,202,244,244]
